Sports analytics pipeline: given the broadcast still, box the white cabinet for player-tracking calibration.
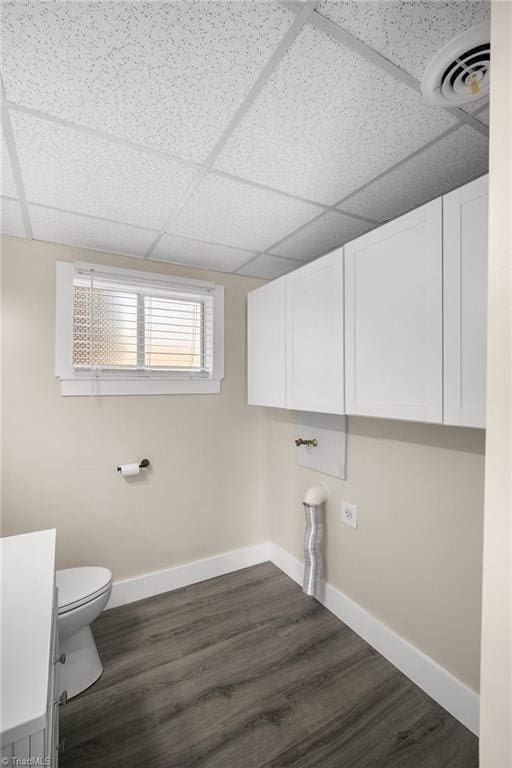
[345,199,443,423]
[248,178,488,427]
[286,249,344,414]
[247,250,344,413]
[247,276,286,407]
[443,175,488,428]
[1,530,61,767]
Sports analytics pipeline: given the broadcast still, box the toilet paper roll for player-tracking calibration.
[118,463,140,477]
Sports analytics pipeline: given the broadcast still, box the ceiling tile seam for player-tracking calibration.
[201,1,320,170]
[25,194,350,265]
[244,121,474,264]
[1,79,33,238]
[142,253,254,278]
[235,250,299,274]
[6,100,377,220]
[251,208,328,263]
[25,200,162,233]
[163,230,257,256]
[142,173,206,258]
[234,206,378,274]
[242,155,489,275]
[3,4,488,268]
[245,158,489,276]
[6,99,377,221]
[9,29,481,230]
[335,123,465,210]
[20,112,478,265]
[23,198,258,257]
[444,106,489,136]
[5,101,202,170]
[301,5,489,139]
[244,113,489,269]
[209,167,348,220]
[143,1,321,260]
[473,102,491,116]
[22,234,248,277]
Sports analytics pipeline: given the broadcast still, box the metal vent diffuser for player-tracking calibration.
[422,21,490,107]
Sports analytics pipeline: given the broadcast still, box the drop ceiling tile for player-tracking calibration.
[339,126,488,222]
[237,254,302,280]
[477,107,489,126]
[152,233,254,273]
[463,96,489,114]
[2,131,18,198]
[11,111,197,229]
[170,174,323,252]
[214,24,456,205]
[466,104,489,126]
[270,210,375,261]
[1,197,26,237]
[318,1,490,82]
[1,1,294,162]
[29,206,157,257]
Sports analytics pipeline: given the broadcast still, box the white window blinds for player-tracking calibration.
[72,267,215,378]
[56,261,224,395]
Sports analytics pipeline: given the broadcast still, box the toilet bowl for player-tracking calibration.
[56,566,112,699]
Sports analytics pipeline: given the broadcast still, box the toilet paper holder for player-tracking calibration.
[116,458,150,473]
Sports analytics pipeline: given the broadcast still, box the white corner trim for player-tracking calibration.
[107,542,271,609]
[268,543,480,736]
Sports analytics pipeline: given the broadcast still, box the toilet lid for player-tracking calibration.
[57,567,112,614]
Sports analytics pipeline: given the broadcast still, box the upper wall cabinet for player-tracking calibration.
[443,175,488,428]
[286,249,344,414]
[248,176,488,427]
[345,199,443,423]
[247,276,286,407]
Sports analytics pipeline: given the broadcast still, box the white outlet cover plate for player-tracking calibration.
[341,500,358,529]
[295,413,346,479]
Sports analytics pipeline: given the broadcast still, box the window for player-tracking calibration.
[55,261,224,396]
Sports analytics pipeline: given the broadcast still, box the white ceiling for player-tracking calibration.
[1,0,490,278]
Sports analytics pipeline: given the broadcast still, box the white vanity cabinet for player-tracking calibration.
[1,530,63,766]
[344,199,443,423]
[286,249,344,414]
[247,275,286,407]
[443,175,488,428]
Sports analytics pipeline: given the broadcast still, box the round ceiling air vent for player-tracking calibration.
[422,21,490,107]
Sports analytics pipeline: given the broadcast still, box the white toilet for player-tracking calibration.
[56,566,113,699]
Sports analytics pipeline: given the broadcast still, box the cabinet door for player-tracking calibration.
[443,175,488,428]
[247,277,286,407]
[345,199,443,423]
[286,249,344,414]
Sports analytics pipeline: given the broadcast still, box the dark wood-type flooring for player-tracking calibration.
[60,562,478,767]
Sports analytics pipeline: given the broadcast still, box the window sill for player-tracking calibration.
[58,378,222,397]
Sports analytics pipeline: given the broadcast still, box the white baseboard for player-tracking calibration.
[269,543,480,736]
[107,542,271,609]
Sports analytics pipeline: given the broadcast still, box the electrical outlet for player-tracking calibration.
[340,500,358,529]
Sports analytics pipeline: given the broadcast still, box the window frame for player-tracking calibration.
[55,261,224,396]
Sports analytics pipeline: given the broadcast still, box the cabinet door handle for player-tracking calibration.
[57,737,66,751]
[57,653,66,664]
[55,690,68,706]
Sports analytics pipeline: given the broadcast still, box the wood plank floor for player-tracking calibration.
[59,562,478,768]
